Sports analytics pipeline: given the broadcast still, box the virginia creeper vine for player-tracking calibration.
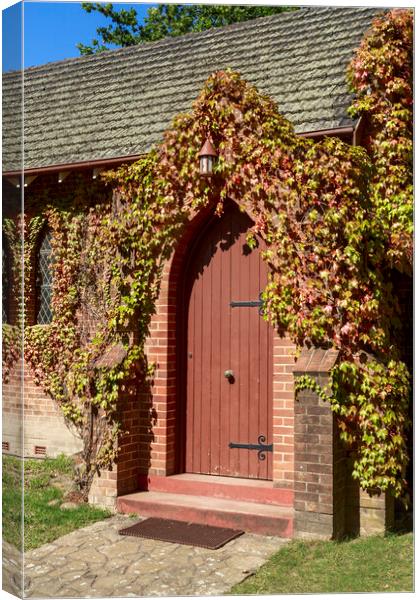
[3,9,411,499]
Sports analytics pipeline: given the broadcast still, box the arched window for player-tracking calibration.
[2,239,10,323]
[36,229,53,324]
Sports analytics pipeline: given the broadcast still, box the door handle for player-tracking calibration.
[224,370,234,383]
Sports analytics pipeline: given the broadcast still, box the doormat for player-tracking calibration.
[118,517,244,549]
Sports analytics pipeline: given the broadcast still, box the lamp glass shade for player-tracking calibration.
[199,155,214,175]
[198,137,217,175]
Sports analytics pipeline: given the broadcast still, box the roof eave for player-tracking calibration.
[2,153,142,178]
[2,125,358,178]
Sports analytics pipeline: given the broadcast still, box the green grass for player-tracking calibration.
[230,532,413,594]
[2,454,111,550]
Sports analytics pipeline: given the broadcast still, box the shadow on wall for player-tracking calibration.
[87,352,157,507]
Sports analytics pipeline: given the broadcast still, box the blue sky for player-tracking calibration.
[2,0,414,72]
[2,1,153,71]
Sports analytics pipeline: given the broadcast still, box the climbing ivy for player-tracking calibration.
[348,8,413,274]
[2,218,21,384]
[22,182,138,496]
[17,9,412,499]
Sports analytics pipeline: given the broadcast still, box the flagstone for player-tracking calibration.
[19,515,288,597]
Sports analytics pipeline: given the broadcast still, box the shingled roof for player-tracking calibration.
[2,6,381,173]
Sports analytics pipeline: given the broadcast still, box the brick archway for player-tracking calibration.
[144,200,296,490]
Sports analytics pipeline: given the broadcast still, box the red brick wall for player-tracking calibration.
[2,359,82,458]
[2,176,88,459]
[272,333,296,488]
[2,360,82,458]
[2,360,22,456]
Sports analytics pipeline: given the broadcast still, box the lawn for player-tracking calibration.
[230,531,414,594]
[2,454,413,593]
[2,454,111,550]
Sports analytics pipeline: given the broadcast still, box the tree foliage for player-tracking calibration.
[3,9,411,500]
[77,2,296,54]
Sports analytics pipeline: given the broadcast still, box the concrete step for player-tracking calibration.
[117,490,294,537]
[138,473,294,507]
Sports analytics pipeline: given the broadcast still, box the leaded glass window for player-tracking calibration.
[2,243,9,323]
[36,230,53,324]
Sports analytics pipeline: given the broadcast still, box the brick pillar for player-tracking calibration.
[292,347,348,539]
[272,333,296,489]
[88,383,143,510]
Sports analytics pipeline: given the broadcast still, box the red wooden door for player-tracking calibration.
[185,204,273,480]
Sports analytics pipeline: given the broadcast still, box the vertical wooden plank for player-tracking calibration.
[229,210,241,476]
[210,217,222,474]
[219,212,232,475]
[258,252,268,479]
[239,221,251,477]
[261,252,273,480]
[193,264,203,473]
[200,240,213,474]
[248,237,260,479]
[257,252,268,479]
[185,280,195,472]
[193,242,208,474]
[267,311,274,479]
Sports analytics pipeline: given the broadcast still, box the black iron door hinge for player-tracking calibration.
[229,435,273,461]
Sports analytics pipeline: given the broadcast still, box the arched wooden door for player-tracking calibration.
[183,203,273,480]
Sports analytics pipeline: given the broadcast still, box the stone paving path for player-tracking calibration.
[2,540,24,597]
[16,515,288,597]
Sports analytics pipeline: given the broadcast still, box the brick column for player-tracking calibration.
[292,347,348,539]
[272,332,296,489]
[88,382,143,510]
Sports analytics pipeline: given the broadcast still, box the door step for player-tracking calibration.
[138,473,294,507]
[117,491,294,537]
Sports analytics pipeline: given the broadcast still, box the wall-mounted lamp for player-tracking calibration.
[24,175,38,188]
[198,136,217,176]
[58,171,70,184]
